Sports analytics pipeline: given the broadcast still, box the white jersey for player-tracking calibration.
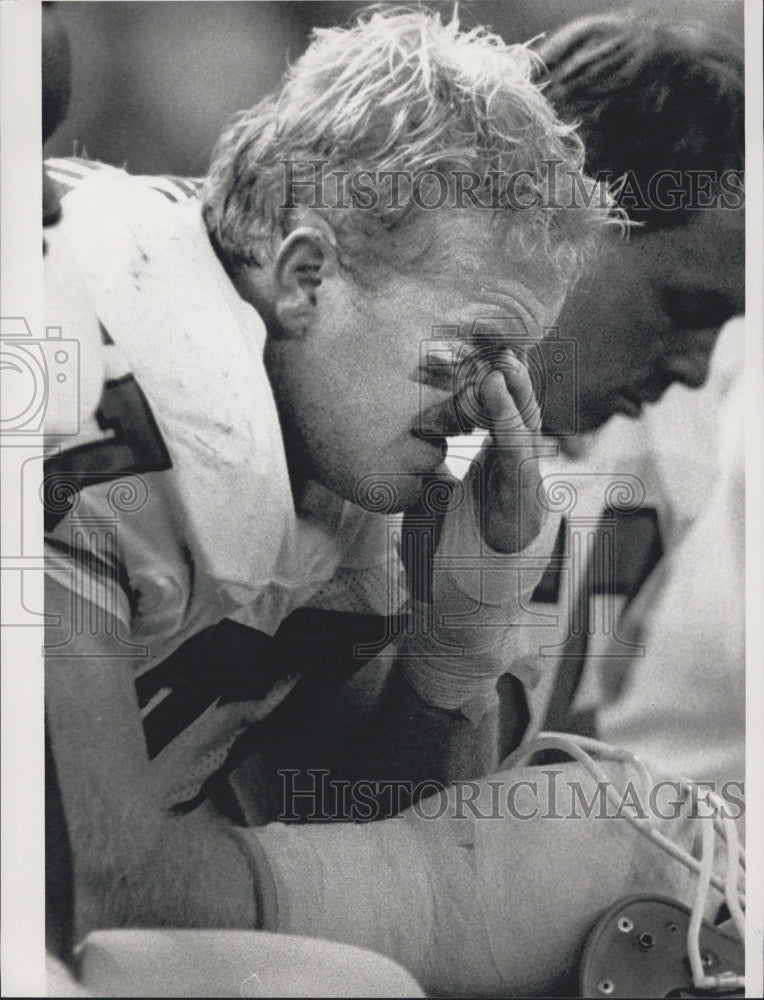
[43,160,403,806]
[507,319,745,766]
[596,348,745,793]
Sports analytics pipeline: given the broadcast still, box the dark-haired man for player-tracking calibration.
[536,13,743,440]
[502,13,745,762]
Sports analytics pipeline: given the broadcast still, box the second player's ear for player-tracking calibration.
[272,225,337,339]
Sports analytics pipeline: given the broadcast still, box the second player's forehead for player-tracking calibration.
[642,209,743,271]
[639,209,745,309]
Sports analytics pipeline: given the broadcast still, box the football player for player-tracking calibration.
[42,7,741,996]
[496,13,745,758]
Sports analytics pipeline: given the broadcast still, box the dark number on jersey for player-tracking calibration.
[43,374,172,529]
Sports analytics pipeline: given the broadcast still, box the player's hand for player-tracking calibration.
[400,346,552,713]
[460,347,544,553]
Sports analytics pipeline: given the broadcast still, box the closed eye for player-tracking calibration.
[413,344,464,390]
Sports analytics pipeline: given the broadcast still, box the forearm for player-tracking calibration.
[303,501,558,806]
[52,700,259,935]
[352,661,499,790]
[225,648,499,824]
[242,759,700,998]
[44,575,257,937]
[393,465,560,745]
[73,804,257,936]
[321,497,556,799]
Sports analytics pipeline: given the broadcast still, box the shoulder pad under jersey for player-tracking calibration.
[43,159,296,615]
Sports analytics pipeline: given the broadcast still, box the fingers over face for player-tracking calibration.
[463,350,541,437]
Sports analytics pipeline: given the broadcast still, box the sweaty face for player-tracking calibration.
[265,211,564,510]
[543,208,744,436]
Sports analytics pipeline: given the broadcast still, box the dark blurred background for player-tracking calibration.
[47,1,744,176]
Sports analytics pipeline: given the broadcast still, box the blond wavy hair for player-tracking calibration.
[203,6,619,285]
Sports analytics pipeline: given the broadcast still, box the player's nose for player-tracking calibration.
[661,328,719,390]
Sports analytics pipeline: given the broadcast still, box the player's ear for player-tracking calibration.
[272,223,337,340]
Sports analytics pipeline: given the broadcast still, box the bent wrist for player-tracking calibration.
[435,480,561,608]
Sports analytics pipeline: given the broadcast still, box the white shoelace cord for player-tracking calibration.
[502,733,745,993]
